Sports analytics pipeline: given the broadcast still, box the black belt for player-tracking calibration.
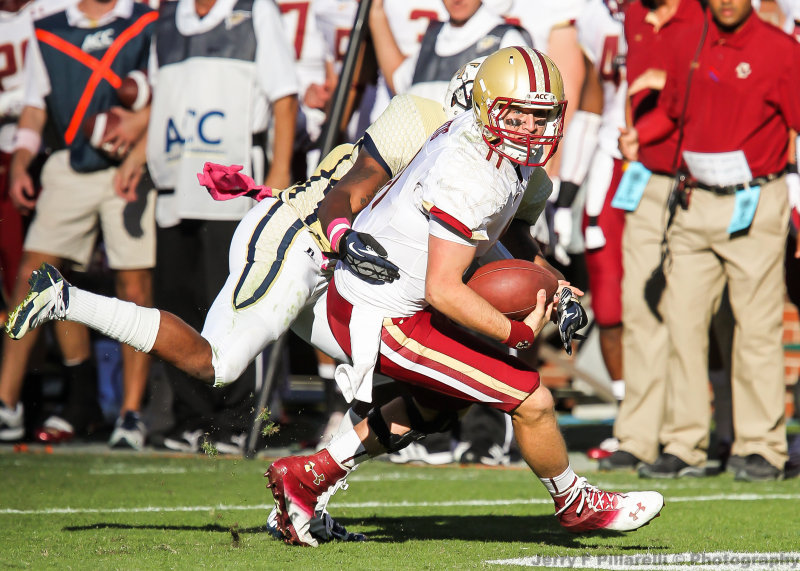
[692,170,786,195]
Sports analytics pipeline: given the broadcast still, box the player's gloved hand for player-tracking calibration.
[332,230,401,285]
[556,287,588,356]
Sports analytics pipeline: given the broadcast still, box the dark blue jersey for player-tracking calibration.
[35,4,155,172]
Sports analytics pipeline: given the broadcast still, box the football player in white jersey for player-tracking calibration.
[265,46,664,547]
[277,0,330,175]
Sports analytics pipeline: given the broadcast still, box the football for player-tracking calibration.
[82,108,122,150]
[116,70,151,111]
[467,259,559,320]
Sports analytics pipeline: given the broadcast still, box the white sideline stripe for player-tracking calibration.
[3,493,800,516]
[486,551,800,569]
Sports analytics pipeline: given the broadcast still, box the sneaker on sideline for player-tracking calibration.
[5,263,68,340]
[0,401,24,441]
[387,441,454,465]
[587,437,619,460]
[734,454,784,482]
[163,429,205,453]
[34,416,75,444]
[212,432,246,455]
[638,453,706,479]
[598,450,642,472]
[109,411,146,451]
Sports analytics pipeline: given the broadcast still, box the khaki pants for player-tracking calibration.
[615,173,674,463]
[662,178,789,469]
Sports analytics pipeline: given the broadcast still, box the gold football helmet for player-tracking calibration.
[472,46,567,167]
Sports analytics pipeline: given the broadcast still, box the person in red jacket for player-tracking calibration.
[620,0,800,481]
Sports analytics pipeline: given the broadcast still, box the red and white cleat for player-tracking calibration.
[265,450,348,546]
[554,477,664,532]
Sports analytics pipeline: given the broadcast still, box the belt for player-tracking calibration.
[692,169,786,195]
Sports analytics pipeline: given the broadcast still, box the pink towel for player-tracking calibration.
[197,163,273,202]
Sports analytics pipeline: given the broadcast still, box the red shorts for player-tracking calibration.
[582,157,625,328]
[327,277,540,413]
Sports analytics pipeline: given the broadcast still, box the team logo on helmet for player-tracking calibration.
[444,57,486,120]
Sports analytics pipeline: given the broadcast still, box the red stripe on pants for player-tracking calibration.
[327,276,540,413]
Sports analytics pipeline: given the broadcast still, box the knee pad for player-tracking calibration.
[366,395,458,453]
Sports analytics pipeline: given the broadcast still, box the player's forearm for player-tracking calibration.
[11,106,47,174]
[317,150,390,241]
[426,280,511,343]
[368,5,405,94]
[267,95,298,186]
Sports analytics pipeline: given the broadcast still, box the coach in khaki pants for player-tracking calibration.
[662,179,789,475]
[620,0,799,481]
[613,173,674,466]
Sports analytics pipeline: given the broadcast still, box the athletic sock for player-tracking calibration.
[540,465,579,497]
[67,287,160,353]
[327,428,367,470]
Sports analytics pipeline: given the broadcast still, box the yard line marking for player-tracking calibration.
[486,551,800,569]
[3,493,800,516]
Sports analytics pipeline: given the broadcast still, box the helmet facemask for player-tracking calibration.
[482,95,566,167]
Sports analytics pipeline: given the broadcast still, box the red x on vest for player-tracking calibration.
[35,10,157,145]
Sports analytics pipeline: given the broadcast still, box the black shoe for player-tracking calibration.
[734,454,784,482]
[725,454,747,475]
[638,453,706,479]
[598,450,642,471]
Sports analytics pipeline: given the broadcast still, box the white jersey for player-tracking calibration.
[368,0,447,127]
[314,0,356,72]
[0,7,36,151]
[497,0,586,51]
[334,111,551,318]
[394,4,529,103]
[383,0,446,56]
[277,0,326,95]
[577,0,626,159]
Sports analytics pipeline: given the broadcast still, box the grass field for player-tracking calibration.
[2,446,799,570]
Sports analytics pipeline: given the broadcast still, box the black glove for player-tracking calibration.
[556,288,588,356]
[330,230,400,285]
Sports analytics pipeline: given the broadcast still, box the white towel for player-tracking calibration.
[334,305,384,403]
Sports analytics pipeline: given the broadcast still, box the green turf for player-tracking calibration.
[1,450,799,569]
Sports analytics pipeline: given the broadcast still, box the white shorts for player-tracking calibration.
[201,197,344,386]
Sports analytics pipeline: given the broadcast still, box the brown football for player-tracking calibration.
[116,70,151,111]
[82,108,122,150]
[467,259,559,320]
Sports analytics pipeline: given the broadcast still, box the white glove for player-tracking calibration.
[584,224,606,250]
[553,207,573,251]
[787,172,800,213]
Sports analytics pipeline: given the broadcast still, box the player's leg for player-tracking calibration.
[200,198,328,386]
